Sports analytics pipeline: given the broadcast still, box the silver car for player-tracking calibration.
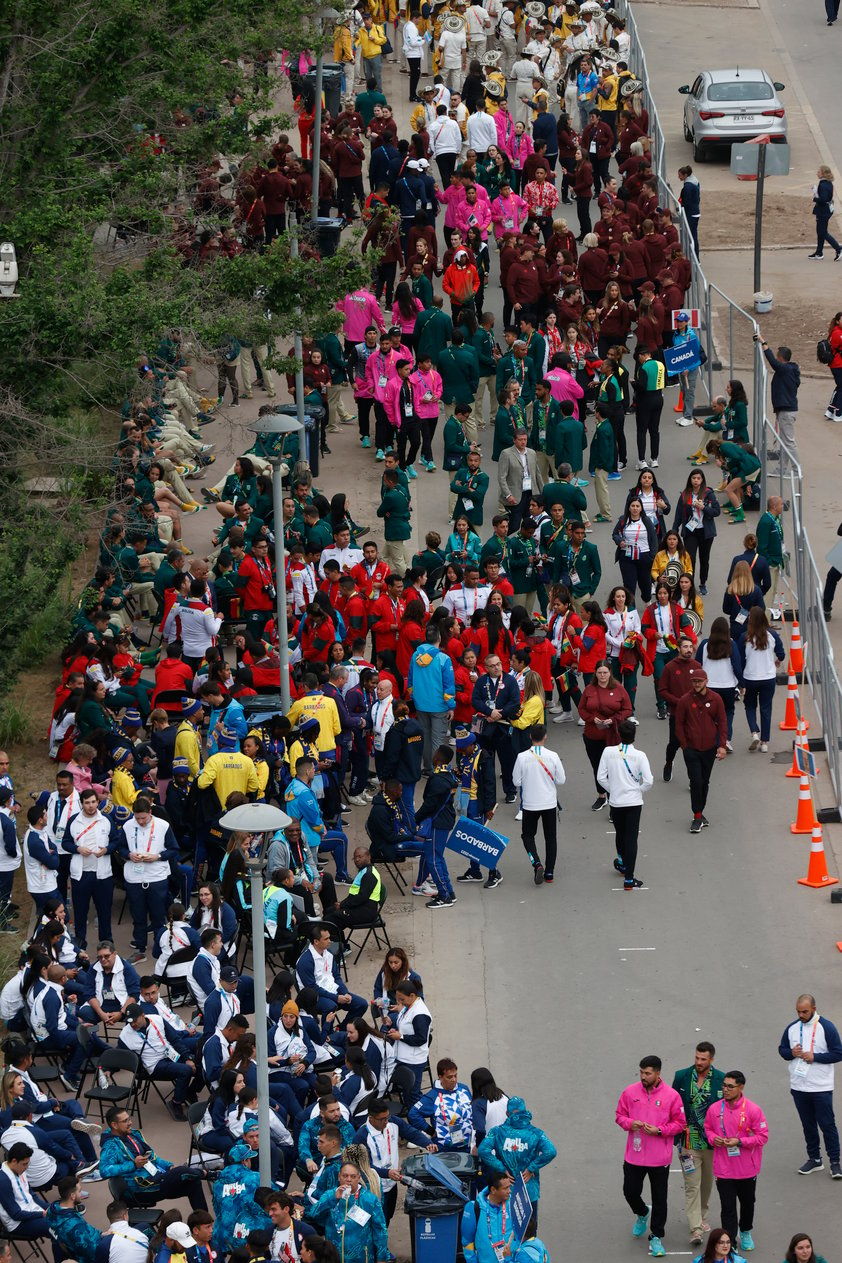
[679,69,787,161]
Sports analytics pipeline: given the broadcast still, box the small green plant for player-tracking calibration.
[0,702,32,747]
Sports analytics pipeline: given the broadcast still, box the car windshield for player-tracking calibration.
[708,82,773,102]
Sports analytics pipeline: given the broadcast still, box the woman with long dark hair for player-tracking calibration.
[696,615,741,748]
[672,468,720,595]
[693,1229,746,1263]
[824,309,842,420]
[470,1067,509,1144]
[578,660,632,811]
[391,281,424,347]
[739,604,785,752]
[571,600,607,686]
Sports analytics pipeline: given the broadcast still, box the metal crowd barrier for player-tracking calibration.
[621,0,842,811]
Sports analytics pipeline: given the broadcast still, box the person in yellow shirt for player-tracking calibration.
[197,730,259,808]
[286,685,341,754]
[596,66,620,137]
[356,13,387,90]
[242,730,270,800]
[334,16,357,100]
[110,747,140,810]
[512,670,547,745]
[173,697,203,778]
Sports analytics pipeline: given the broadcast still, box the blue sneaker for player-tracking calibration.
[375,448,385,461]
[577,477,590,487]
[649,1238,666,1257]
[633,1207,650,1238]
[426,459,436,471]
[407,464,418,479]
[607,471,622,481]
[361,436,371,449]
[739,1233,755,1252]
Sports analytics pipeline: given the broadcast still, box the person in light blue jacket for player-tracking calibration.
[477,1098,557,1225]
[407,625,456,778]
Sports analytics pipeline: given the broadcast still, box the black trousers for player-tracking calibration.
[665,714,681,767]
[383,1183,399,1224]
[612,804,642,879]
[618,555,652,603]
[682,531,714,586]
[480,724,516,796]
[339,174,365,219]
[398,416,422,467]
[583,734,608,794]
[373,401,392,451]
[623,1161,669,1239]
[592,155,611,195]
[408,57,422,101]
[636,396,663,460]
[576,196,592,238]
[683,745,717,815]
[522,807,558,873]
[437,153,457,187]
[375,260,397,307]
[357,396,374,439]
[716,1175,756,1239]
[265,212,286,244]
[154,1165,208,1210]
[607,404,627,467]
[508,489,533,535]
[420,414,438,463]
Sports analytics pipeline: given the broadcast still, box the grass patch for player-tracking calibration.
[0,701,32,747]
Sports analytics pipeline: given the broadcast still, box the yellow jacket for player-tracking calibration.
[334,25,354,64]
[410,103,429,133]
[174,721,201,778]
[357,24,387,59]
[197,752,260,807]
[287,694,342,753]
[650,548,694,582]
[110,766,139,810]
[512,694,546,730]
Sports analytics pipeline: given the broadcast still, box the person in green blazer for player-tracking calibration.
[540,503,571,584]
[409,262,434,310]
[706,439,761,524]
[519,315,546,390]
[480,515,512,574]
[443,404,474,473]
[414,297,453,364]
[672,1043,726,1247]
[438,331,480,406]
[507,518,541,610]
[450,450,490,527]
[756,494,785,615]
[471,315,498,435]
[588,403,617,522]
[495,341,536,404]
[492,383,528,461]
[530,380,562,479]
[553,402,588,480]
[722,380,750,444]
[377,469,412,573]
[566,521,601,604]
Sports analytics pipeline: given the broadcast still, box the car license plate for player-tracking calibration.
[731,114,756,123]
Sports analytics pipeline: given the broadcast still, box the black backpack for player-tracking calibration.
[817,338,834,364]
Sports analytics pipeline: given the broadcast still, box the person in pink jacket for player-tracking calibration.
[335,287,385,349]
[704,1071,769,1253]
[391,284,425,342]
[410,353,444,471]
[490,185,529,243]
[384,358,419,473]
[455,187,492,240]
[509,123,534,192]
[546,357,585,418]
[615,1055,687,1258]
[495,101,516,159]
[364,333,403,457]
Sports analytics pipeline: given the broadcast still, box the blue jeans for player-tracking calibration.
[791,1089,840,1162]
[31,889,60,915]
[743,677,776,742]
[319,830,349,880]
[401,781,418,829]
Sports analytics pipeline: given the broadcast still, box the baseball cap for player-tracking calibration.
[166,1225,195,1250]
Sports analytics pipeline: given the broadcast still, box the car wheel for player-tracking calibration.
[683,117,692,142]
[693,136,706,163]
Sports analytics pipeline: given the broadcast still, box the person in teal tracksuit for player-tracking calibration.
[313,1160,389,1262]
[211,1143,272,1254]
[478,1098,557,1225]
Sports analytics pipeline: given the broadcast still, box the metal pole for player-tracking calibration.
[288,214,308,432]
[272,456,291,712]
[248,852,272,1186]
[311,53,325,224]
[753,143,767,294]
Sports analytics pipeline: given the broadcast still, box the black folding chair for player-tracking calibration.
[9,1234,52,1263]
[186,1099,225,1180]
[342,889,393,966]
[107,1176,161,1227]
[83,1047,141,1124]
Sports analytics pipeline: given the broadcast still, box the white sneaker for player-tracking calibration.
[552,712,573,724]
[650,458,659,467]
[577,717,586,726]
[548,702,562,714]
[347,794,368,806]
[635,459,648,471]
[515,809,523,820]
[760,741,768,753]
[770,607,782,620]
[675,416,694,427]
[749,733,760,751]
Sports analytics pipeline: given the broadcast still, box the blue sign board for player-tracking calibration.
[509,1174,534,1243]
[445,816,509,869]
[663,336,702,374]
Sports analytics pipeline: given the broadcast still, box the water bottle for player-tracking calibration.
[97,1067,109,1090]
[633,1132,642,1153]
[399,1174,426,1191]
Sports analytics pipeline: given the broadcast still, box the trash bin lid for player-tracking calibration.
[422,1154,470,1201]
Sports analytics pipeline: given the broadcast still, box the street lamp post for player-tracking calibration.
[219,802,291,1186]
[249,416,304,713]
[310,7,341,224]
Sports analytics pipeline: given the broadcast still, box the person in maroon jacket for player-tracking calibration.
[641,218,668,282]
[674,668,727,833]
[580,109,614,195]
[578,235,610,303]
[658,635,705,783]
[334,126,366,220]
[597,281,633,359]
[237,186,265,251]
[258,159,292,244]
[573,148,594,241]
[506,245,543,327]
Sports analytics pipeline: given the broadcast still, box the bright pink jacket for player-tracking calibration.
[704,1095,769,1178]
[410,368,443,419]
[615,1079,686,1167]
[391,296,424,334]
[546,367,585,416]
[364,347,401,403]
[455,198,492,240]
[384,374,412,430]
[336,290,385,342]
[495,108,516,159]
[490,193,529,240]
[437,183,463,229]
[509,131,534,172]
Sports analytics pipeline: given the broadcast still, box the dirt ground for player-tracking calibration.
[702,190,812,249]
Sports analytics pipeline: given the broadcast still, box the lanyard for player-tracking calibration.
[488,1200,507,1247]
[76,819,100,843]
[721,1098,746,1134]
[373,700,392,732]
[530,747,555,781]
[371,1124,394,1165]
[136,821,156,854]
[618,743,642,784]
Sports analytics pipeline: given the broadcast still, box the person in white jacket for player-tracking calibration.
[163,579,223,669]
[512,723,565,886]
[402,15,426,103]
[597,719,654,890]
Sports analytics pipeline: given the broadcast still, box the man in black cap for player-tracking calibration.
[118,1004,197,1122]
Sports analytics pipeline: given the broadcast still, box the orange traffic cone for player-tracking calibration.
[673,391,684,413]
[798,823,838,888]
[791,774,819,834]
[779,674,808,732]
[786,716,819,778]
[789,619,804,675]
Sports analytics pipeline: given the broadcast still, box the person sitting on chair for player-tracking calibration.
[0,1142,50,1239]
[118,1004,198,1123]
[365,781,421,863]
[323,848,383,932]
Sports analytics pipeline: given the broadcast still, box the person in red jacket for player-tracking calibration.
[657,635,706,784]
[236,537,276,639]
[573,149,594,240]
[300,606,336,665]
[675,670,727,833]
[152,644,194,712]
[237,186,265,250]
[580,110,614,194]
[338,575,369,646]
[578,658,632,810]
[350,541,391,600]
[578,236,610,304]
[258,159,292,244]
[334,125,366,220]
[370,572,406,657]
[442,251,481,320]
